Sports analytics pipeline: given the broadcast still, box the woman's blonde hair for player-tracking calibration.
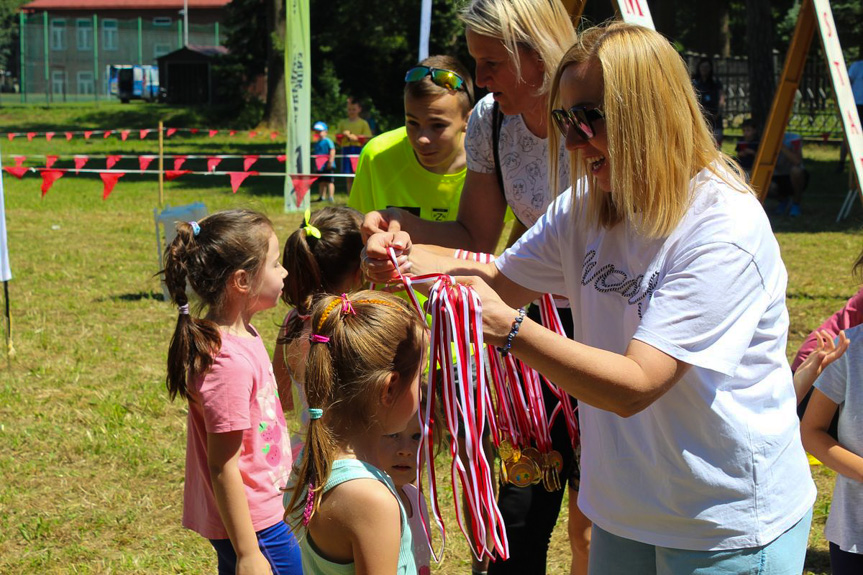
[548,22,751,238]
[460,0,576,96]
[284,291,427,529]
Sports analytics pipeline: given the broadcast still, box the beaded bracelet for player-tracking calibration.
[499,307,526,357]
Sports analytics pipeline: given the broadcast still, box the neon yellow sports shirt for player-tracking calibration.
[347,127,465,222]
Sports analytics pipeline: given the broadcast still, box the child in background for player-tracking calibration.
[735,118,759,176]
[161,209,300,575]
[312,121,336,202]
[376,403,441,575]
[335,96,373,195]
[273,206,365,460]
[284,291,427,574]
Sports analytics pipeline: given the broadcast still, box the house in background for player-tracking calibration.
[18,0,230,102]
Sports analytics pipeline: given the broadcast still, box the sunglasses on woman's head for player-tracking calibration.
[551,105,605,140]
[405,66,467,93]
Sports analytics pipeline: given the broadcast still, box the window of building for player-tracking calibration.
[154,43,172,59]
[52,71,65,96]
[50,19,66,51]
[153,17,172,27]
[77,71,95,95]
[102,20,118,51]
[77,19,93,51]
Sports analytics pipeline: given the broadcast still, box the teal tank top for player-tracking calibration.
[291,459,417,575]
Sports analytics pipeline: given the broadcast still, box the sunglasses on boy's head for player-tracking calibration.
[551,105,605,140]
[405,66,467,93]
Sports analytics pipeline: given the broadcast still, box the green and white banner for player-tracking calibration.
[285,0,311,212]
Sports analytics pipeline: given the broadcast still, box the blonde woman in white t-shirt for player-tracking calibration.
[364,22,816,575]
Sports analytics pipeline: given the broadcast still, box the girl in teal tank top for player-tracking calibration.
[283,291,428,574]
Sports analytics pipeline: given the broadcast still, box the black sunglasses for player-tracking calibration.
[405,66,468,94]
[551,105,605,140]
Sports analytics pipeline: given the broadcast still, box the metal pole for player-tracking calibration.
[184,0,189,46]
[19,12,25,103]
[43,11,49,104]
[158,121,164,206]
[214,22,219,46]
[137,17,142,65]
[93,14,98,102]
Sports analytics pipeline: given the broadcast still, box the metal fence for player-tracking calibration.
[18,12,224,104]
[685,47,844,140]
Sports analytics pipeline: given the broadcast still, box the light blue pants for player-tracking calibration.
[589,508,812,575]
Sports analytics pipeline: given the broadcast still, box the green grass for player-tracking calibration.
[0,103,858,573]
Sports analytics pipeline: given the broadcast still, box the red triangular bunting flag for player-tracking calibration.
[229,130,237,136]
[350,156,359,172]
[84,131,93,139]
[40,169,64,196]
[291,176,319,207]
[103,130,113,139]
[13,156,25,167]
[270,131,278,140]
[248,131,257,138]
[74,155,89,172]
[100,172,124,199]
[26,132,36,141]
[173,156,187,170]
[6,133,16,141]
[139,129,151,139]
[65,132,74,141]
[45,132,55,141]
[45,155,59,169]
[139,156,155,171]
[120,130,130,141]
[209,129,218,138]
[228,171,257,193]
[167,128,177,138]
[207,157,222,172]
[3,166,28,179]
[243,155,259,171]
[165,169,191,181]
[314,155,329,171]
[190,128,199,134]
[106,155,121,169]
[277,154,286,163]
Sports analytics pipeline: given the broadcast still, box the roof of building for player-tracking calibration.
[22,0,230,10]
[157,45,229,61]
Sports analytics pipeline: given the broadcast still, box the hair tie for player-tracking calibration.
[308,408,324,420]
[302,482,316,526]
[188,221,200,237]
[340,293,356,316]
[302,207,321,239]
[178,303,190,315]
[309,334,330,344]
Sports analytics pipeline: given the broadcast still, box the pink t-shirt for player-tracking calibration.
[792,286,863,371]
[182,327,293,540]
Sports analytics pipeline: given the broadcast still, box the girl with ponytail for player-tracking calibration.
[162,209,301,575]
[283,291,427,574]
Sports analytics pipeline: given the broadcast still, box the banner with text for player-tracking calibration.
[286,0,311,212]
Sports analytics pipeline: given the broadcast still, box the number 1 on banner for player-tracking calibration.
[614,0,655,30]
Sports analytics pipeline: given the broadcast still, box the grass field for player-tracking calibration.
[0,101,859,573]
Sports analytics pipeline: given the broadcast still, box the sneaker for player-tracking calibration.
[789,203,801,217]
[773,199,790,216]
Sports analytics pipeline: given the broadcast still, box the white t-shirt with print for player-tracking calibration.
[814,322,863,554]
[496,168,815,550]
[465,93,570,227]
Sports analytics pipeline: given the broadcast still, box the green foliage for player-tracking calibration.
[0,0,30,76]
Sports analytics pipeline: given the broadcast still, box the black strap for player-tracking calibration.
[491,101,505,199]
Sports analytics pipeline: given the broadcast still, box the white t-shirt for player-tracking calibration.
[496,167,815,550]
[465,93,570,227]
[814,322,863,554]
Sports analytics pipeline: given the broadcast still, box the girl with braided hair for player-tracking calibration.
[283,291,427,574]
[162,209,301,575]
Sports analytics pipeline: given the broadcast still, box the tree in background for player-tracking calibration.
[0,0,31,91]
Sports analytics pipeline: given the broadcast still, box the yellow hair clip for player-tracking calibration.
[303,207,322,239]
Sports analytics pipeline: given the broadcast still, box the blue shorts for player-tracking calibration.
[588,508,812,575]
[209,520,302,575]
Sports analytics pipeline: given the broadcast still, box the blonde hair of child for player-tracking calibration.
[284,290,427,528]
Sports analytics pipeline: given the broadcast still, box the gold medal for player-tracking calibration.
[498,440,514,462]
[508,460,536,487]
